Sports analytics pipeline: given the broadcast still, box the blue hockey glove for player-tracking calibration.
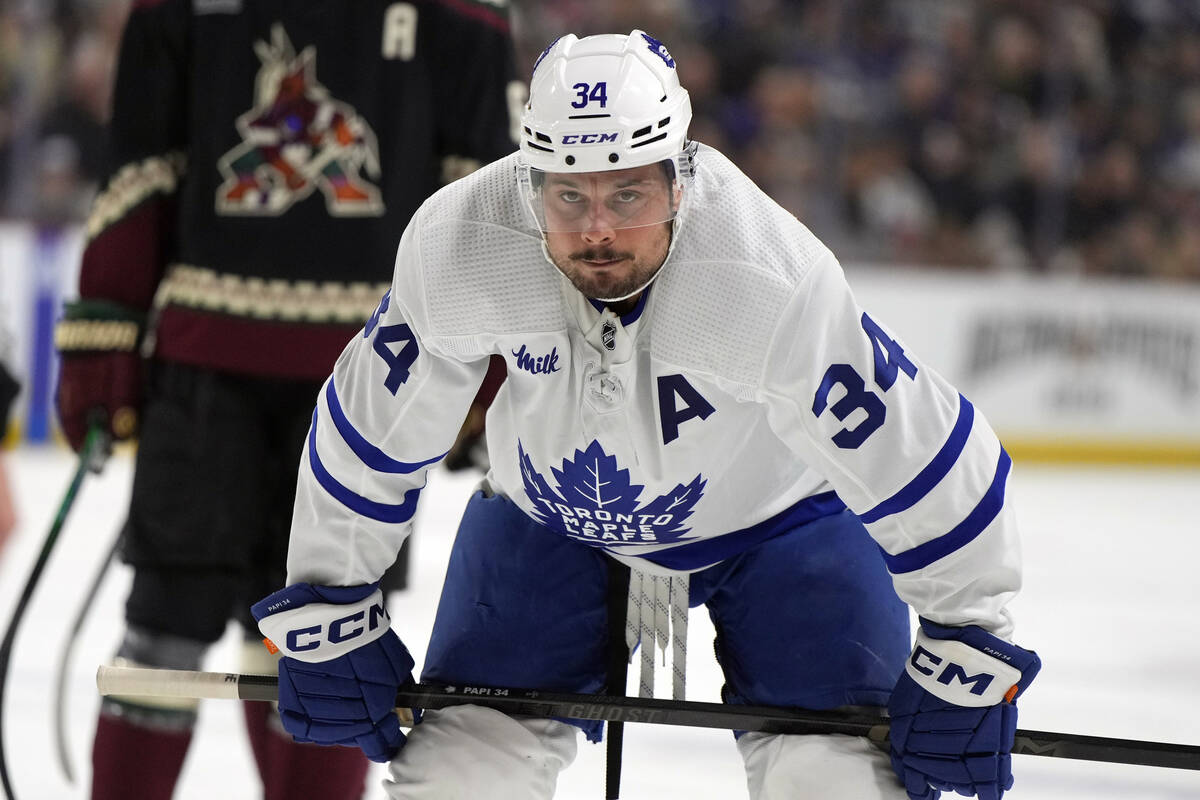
[888,619,1040,800]
[252,582,417,762]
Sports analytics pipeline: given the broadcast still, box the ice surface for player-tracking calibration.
[0,446,1196,798]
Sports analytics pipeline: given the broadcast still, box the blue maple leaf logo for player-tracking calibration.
[519,439,706,547]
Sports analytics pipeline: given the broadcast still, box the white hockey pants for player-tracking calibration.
[737,730,907,799]
[383,704,907,799]
[383,707,577,800]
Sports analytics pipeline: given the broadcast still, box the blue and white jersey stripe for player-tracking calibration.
[322,380,446,476]
[859,395,975,525]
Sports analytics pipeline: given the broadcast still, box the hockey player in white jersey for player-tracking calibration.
[252,31,1040,800]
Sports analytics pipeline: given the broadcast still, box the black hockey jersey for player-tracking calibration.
[80,0,521,379]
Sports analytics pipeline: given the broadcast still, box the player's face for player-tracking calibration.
[540,165,677,302]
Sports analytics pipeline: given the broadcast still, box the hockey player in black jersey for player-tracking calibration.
[53,1,519,798]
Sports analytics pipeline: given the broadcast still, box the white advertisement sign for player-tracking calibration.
[848,266,1200,461]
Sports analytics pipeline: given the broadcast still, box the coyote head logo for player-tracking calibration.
[216,25,383,216]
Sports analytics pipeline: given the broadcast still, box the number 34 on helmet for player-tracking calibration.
[517,30,697,234]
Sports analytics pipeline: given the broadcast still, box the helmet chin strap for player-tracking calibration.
[594,269,660,303]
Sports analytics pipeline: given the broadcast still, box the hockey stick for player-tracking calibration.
[52,522,122,784]
[96,665,1200,772]
[0,426,110,800]
[603,560,631,800]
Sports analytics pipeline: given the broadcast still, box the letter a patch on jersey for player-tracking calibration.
[657,374,715,444]
[216,24,384,217]
[518,440,706,548]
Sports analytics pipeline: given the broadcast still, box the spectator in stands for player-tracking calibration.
[37,29,117,203]
[4,0,1200,277]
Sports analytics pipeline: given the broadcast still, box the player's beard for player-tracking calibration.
[546,224,672,302]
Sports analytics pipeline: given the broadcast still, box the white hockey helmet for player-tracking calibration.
[518,30,696,233]
[520,30,692,172]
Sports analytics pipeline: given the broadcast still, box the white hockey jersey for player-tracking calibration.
[287,145,1021,637]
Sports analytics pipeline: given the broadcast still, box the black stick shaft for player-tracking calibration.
[187,671,1200,772]
[1010,731,1200,771]
[604,561,631,800]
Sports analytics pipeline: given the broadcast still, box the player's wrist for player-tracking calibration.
[907,618,1040,706]
[55,300,145,355]
[253,582,392,663]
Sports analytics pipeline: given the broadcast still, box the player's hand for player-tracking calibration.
[54,300,144,452]
[252,582,418,763]
[887,620,1040,800]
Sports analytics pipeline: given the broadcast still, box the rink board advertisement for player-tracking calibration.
[2,224,1198,461]
[848,265,1200,463]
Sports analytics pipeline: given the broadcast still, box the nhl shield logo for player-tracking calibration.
[601,321,617,351]
[216,25,383,217]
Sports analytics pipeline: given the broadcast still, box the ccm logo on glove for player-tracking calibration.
[258,588,391,663]
[288,603,388,651]
[904,629,1022,707]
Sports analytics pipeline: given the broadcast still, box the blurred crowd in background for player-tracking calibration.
[2,0,1199,279]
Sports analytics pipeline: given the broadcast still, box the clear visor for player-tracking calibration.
[519,157,689,233]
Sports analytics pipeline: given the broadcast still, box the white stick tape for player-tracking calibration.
[96,665,244,700]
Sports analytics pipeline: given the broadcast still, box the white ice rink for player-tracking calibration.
[0,445,1197,799]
